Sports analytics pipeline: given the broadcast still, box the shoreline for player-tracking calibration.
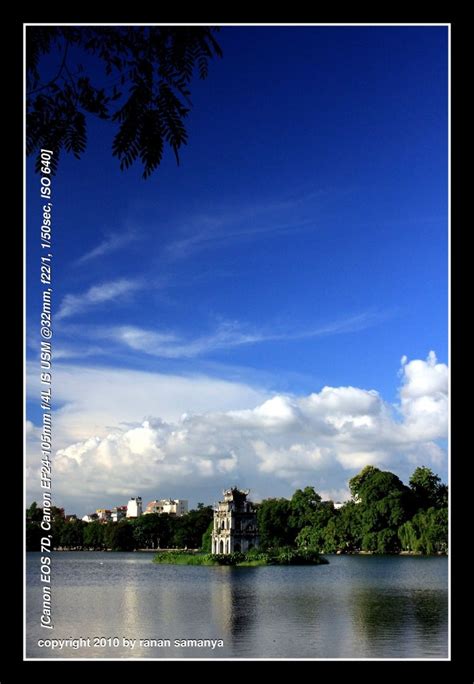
[28,548,448,557]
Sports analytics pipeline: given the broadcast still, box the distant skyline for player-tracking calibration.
[26,25,448,515]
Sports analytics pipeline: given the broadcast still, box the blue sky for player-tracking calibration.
[26,26,448,514]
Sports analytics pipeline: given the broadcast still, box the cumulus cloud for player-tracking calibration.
[398,350,449,441]
[26,363,269,446]
[25,353,448,512]
[56,278,142,320]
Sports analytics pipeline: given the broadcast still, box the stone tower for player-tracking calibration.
[211,487,259,555]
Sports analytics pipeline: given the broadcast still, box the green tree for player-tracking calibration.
[60,519,86,548]
[409,466,447,510]
[398,507,448,554]
[170,506,213,548]
[349,465,411,554]
[375,528,401,554]
[289,486,323,530]
[83,520,105,549]
[132,513,173,549]
[349,465,380,501]
[103,522,120,550]
[322,517,340,553]
[295,501,336,551]
[351,468,407,506]
[103,520,136,550]
[116,521,136,551]
[51,517,66,548]
[335,501,363,552]
[257,498,295,549]
[201,521,213,552]
[27,27,222,178]
[27,501,43,522]
[26,522,42,550]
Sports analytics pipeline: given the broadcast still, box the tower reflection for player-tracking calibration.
[210,567,258,654]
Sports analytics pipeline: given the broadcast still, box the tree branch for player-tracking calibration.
[27,39,70,97]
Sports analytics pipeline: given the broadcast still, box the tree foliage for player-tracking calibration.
[256,467,448,556]
[27,26,222,178]
[83,520,105,549]
[25,467,448,555]
[398,507,448,554]
[25,504,214,551]
[289,486,323,529]
[132,512,172,549]
[201,521,213,553]
[409,466,448,510]
[257,498,295,549]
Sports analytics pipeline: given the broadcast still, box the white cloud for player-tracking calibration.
[165,218,315,261]
[101,312,384,359]
[26,363,269,447]
[105,322,265,358]
[162,187,339,262]
[76,231,138,265]
[319,487,352,505]
[25,353,448,513]
[53,346,105,360]
[399,350,449,441]
[56,279,141,320]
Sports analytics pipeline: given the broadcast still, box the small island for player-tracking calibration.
[154,487,327,566]
[153,548,328,566]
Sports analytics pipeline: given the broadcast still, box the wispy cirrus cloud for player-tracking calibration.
[105,311,384,359]
[163,189,330,261]
[76,231,139,265]
[53,345,106,360]
[56,278,142,320]
[165,218,316,261]
[111,321,264,358]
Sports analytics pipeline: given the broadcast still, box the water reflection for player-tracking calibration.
[350,588,447,658]
[412,590,446,634]
[210,568,258,652]
[26,553,448,659]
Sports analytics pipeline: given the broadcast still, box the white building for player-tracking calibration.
[144,499,188,516]
[111,505,127,522]
[322,500,346,510]
[126,497,143,518]
[82,513,98,523]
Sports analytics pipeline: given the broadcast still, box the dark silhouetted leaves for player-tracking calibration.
[27,27,222,178]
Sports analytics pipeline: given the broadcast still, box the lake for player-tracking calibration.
[26,552,448,659]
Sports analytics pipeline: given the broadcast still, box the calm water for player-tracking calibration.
[26,552,448,659]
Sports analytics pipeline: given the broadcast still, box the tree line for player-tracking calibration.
[26,466,448,555]
[256,465,448,555]
[26,503,213,552]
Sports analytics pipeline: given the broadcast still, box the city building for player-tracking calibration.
[211,487,259,555]
[111,505,127,522]
[126,497,143,518]
[144,499,188,516]
[96,508,112,522]
[82,513,99,523]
